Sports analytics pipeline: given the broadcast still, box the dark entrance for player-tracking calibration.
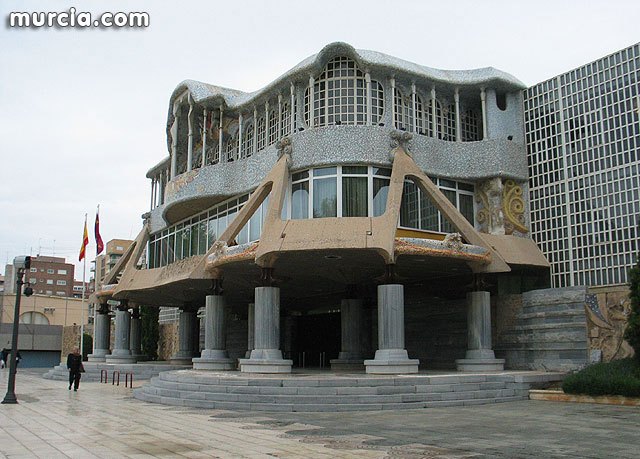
[293,312,340,368]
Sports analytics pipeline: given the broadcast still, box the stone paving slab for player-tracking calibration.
[2,369,640,458]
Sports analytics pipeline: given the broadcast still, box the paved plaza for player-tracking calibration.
[1,369,639,458]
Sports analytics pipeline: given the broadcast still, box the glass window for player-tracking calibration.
[243,124,254,158]
[342,175,368,217]
[256,117,266,151]
[291,181,309,219]
[306,57,368,127]
[268,110,278,145]
[313,174,337,218]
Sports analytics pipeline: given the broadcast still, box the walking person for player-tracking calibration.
[0,347,8,369]
[67,348,84,391]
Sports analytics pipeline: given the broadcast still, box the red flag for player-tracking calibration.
[95,207,104,255]
[79,218,89,261]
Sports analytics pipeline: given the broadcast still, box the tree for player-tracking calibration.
[141,305,159,360]
[625,252,640,360]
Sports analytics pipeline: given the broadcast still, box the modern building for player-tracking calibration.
[93,239,134,291]
[95,42,565,374]
[525,43,640,289]
[5,256,76,297]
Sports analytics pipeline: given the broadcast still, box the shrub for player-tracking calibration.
[624,253,640,360]
[562,358,640,397]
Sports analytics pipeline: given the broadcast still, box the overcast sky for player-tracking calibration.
[1,0,639,279]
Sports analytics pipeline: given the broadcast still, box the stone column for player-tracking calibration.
[170,307,197,365]
[106,306,135,363]
[129,306,146,361]
[456,291,505,371]
[330,298,365,371]
[193,295,235,370]
[245,302,255,358]
[364,284,418,374]
[88,303,110,362]
[239,286,292,373]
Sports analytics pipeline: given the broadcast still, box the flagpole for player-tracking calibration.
[80,213,87,358]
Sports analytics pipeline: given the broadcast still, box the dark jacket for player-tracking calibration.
[67,353,83,372]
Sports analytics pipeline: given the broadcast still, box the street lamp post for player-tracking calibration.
[2,256,31,405]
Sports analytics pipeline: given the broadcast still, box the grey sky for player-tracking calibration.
[1,0,638,279]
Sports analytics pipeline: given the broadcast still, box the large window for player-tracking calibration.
[148,193,271,269]
[304,57,383,127]
[243,124,254,158]
[400,178,475,233]
[288,166,391,219]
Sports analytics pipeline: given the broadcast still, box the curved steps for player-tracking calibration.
[43,362,191,382]
[134,370,563,412]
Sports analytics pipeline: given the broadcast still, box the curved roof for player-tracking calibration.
[165,42,526,150]
[170,42,525,107]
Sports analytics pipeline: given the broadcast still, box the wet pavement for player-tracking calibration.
[1,368,638,458]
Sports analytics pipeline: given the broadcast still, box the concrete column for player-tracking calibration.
[170,308,196,365]
[88,304,110,362]
[129,307,145,361]
[290,82,296,133]
[238,287,292,373]
[308,76,314,128]
[480,88,488,140]
[193,295,235,370]
[330,299,365,371]
[430,87,437,138]
[364,284,418,374]
[170,105,179,179]
[245,302,255,358]
[105,307,135,363]
[454,88,461,142]
[201,108,208,167]
[186,95,194,171]
[365,72,372,125]
[390,78,396,128]
[456,291,505,371]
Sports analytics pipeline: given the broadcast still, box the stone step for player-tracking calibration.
[517,310,587,325]
[42,362,191,382]
[521,302,586,315]
[133,370,563,411]
[133,389,530,412]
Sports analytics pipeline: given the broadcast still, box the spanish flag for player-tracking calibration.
[79,216,89,261]
[95,206,104,255]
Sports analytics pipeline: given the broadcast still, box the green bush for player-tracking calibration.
[624,254,640,360]
[562,358,640,397]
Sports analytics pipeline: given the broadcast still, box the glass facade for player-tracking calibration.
[288,166,391,219]
[148,194,270,269]
[304,57,384,127]
[525,43,640,287]
[287,165,474,233]
[399,178,475,233]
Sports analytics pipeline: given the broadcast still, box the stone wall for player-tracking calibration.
[158,322,178,361]
[61,325,81,363]
[495,287,589,371]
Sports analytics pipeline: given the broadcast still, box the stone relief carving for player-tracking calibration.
[585,292,634,361]
[389,130,413,155]
[502,179,529,234]
[208,240,228,264]
[476,178,505,235]
[443,233,464,251]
